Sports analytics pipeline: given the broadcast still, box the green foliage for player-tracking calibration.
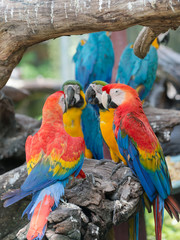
[18,40,60,80]
[145,209,180,239]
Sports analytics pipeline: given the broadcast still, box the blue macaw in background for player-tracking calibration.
[73,32,114,91]
[73,39,86,63]
[115,39,159,101]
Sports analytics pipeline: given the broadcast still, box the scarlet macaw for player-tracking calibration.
[73,32,114,91]
[86,81,139,240]
[2,91,85,240]
[101,83,180,240]
[62,80,104,160]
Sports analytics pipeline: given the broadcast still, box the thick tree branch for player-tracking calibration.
[0,0,180,88]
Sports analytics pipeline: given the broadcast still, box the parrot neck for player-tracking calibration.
[63,108,84,138]
[42,106,64,126]
[114,99,143,134]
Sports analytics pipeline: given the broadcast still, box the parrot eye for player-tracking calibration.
[76,87,80,94]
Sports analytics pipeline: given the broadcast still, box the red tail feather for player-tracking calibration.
[76,169,86,179]
[27,195,54,240]
[153,196,162,240]
[165,196,180,222]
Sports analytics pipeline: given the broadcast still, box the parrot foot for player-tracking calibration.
[86,173,96,186]
[60,198,67,204]
[111,162,125,177]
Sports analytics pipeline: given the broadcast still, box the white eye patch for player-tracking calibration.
[91,84,103,103]
[109,88,125,106]
[59,95,66,112]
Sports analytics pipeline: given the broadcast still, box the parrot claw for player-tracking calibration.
[111,162,125,177]
[86,173,96,186]
[60,198,68,205]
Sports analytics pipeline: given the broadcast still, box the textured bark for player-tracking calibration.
[0,91,41,174]
[0,0,180,88]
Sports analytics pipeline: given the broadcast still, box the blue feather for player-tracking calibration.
[116,43,158,100]
[81,104,104,159]
[3,154,84,208]
[74,32,114,90]
[117,128,170,202]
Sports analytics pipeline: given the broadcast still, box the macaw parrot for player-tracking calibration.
[101,83,180,240]
[86,81,139,240]
[73,31,114,91]
[115,38,159,100]
[2,91,85,240]
[72,39,86,63]
[62,80,104,160]
[85,81,126,164]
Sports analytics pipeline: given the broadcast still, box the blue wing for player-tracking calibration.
[2,153,84,207]
[116,44,158,100]
[73,42,85,63]
[91,32,114,84]
[115,121,170,202]
[81,103,104,159]
[74,32,114,90]
[75,34,98,90]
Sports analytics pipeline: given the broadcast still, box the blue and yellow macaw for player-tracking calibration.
[115,39,159,100]
[73,32,114,91]
[73,39,86,63]
[85,81,126,164]
[62,80,104,160]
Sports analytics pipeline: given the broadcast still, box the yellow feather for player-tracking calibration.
[100,109,126,165]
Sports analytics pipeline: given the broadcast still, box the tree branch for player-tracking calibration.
[0,0,180,88]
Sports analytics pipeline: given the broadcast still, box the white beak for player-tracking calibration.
[101,91,109,109]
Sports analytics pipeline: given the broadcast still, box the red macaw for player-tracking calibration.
[101,83,180,240]
[2,91,85,240]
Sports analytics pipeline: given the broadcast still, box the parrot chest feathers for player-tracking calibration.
[100,110,124,163]
[63,108,84,138]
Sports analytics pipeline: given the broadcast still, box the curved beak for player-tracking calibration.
[66,86,76,107]
[63,98,68,113]
[85,86,96,104]
[102,91,111,110]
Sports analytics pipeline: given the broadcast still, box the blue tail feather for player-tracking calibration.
[2,189,30,208]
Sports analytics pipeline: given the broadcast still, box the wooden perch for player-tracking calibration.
[133,27,168,59]
[1,0,180,88]
[0,159,143,240]
[0,106,180,239]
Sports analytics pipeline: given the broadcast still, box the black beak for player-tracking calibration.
[107,95,118,109]
[85,86,96,104]
[66,86,76,107]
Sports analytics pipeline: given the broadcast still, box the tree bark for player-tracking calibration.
[0,0,180,88]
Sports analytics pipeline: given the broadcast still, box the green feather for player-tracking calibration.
[92,80,108,86]
[62,80,83,91]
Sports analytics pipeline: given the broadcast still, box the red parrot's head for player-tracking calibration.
[102,83,141,110]
[42,91,67,122]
